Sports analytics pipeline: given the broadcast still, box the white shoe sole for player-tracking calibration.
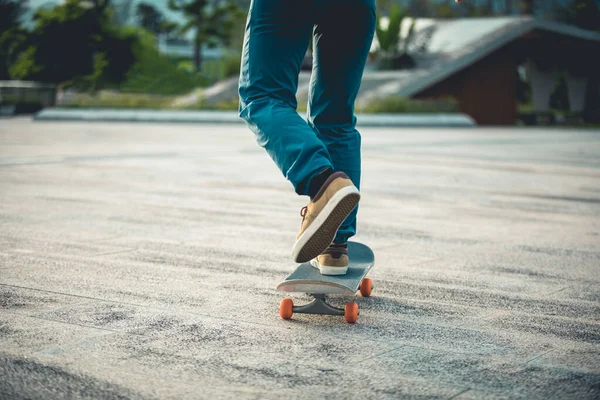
[291,185,360,263]
[310,259,348,276]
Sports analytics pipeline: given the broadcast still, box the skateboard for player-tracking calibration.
[277,241,375,323]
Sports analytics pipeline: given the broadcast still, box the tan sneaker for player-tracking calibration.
[292,172,359,263]
[310,243,349,275]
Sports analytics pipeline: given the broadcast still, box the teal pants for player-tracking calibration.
[238,0,375,243]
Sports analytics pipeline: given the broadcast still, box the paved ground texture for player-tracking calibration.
[1,118,599,399]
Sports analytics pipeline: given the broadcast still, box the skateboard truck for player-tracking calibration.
[279,278,372,323]
[293,294,345,316]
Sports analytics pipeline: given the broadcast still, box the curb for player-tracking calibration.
[34,109,476,127]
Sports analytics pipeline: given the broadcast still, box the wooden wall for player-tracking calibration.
[415,46,518,126]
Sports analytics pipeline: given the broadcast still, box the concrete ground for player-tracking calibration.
[0,118,599,399]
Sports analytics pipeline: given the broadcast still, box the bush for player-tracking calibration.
[10,1,137,90]
[183,96,238,111]
[61,91,171,109]
[358,96,458,113]
[119,27,208,95]
[222,52,241,78]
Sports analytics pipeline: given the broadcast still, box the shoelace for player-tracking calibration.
[299,206,307,226]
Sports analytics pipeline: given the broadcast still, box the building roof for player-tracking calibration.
[357,16,600,104]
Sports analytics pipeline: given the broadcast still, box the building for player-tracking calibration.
[358,16,600,125]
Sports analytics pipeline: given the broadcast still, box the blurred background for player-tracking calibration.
[1,0,599,125]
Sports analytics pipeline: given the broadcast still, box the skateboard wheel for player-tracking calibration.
[280,298,293,320]
[344,302,359,323]
[359,278,373,297]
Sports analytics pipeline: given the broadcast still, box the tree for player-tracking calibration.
[168,0,243,71]
[136,2,164,34]
[0,0,27,31]
[10,0,135,90]
[0,0,29,79]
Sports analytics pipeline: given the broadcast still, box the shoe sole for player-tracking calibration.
[310,259,349,276]
[292,186,360,263]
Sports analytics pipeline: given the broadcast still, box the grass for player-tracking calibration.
[184,97,239,111]
[114,28,209,96]
[357,96,458,113]
[61,91,172,109]
[58,91,461,114]
[60,91,239,110]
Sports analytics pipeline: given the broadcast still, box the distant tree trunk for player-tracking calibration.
[194,33,202,72]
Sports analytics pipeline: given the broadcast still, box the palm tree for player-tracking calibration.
[168,0,242,72]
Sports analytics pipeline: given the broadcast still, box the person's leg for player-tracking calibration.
[238,0,360,264]
[238,0,332,195]
[308,0,376,244]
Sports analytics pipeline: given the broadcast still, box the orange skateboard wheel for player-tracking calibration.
[344,302,359,323]
[280,298,293,319]
[359,278,373,297]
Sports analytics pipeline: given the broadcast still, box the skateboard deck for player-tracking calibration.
[277,242,374,295]
[277,242,375,323]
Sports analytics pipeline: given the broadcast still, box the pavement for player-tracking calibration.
[1,117,599,399]
[34,108,476,127]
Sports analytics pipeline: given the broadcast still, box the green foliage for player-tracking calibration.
[168,0,244,71]
[375,5,415,71]
[0,28,28,79]
[358,96,458,114]
[136,2,164,34]
[98,25,137,86]
[222,52,241,78]
[177,59,195,74]
[185,96,239,111]
[0,0,29,79]
[119,27,208,95]
[0,0,28,31]
[10,0,137,90]
[89,53,109,91]
[61,91,171,109]
[8,47,41,79]
[199,52,240,82]
[376,4,404,53]
[58,92,460,114]
[28,0,102,83]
